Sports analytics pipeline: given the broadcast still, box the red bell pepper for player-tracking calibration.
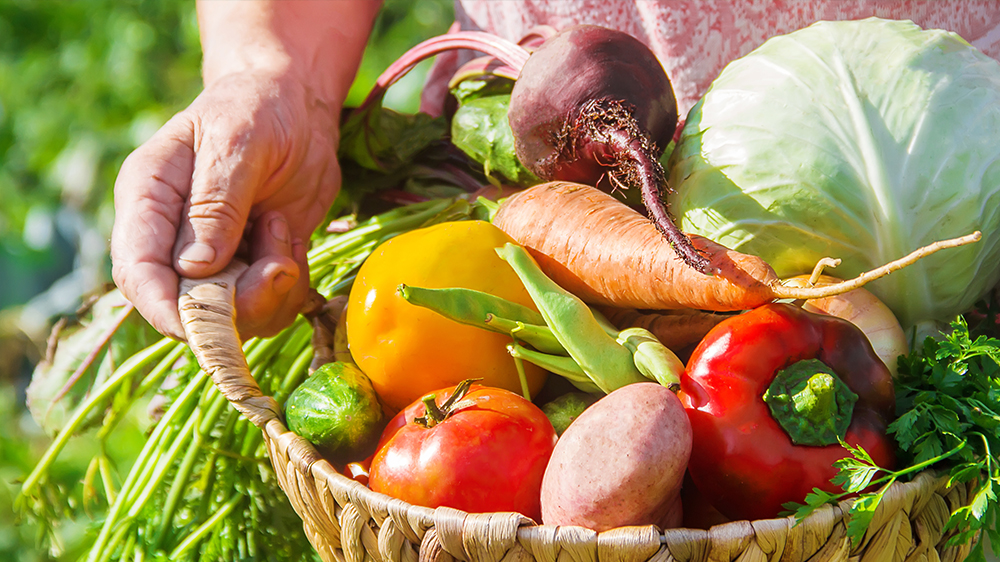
[679,303,896,521]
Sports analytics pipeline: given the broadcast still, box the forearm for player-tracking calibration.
[197,0,381,110]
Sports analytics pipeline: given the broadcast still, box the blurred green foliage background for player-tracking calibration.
[0,0,453,559]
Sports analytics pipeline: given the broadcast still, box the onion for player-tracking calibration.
[784,273,908,376]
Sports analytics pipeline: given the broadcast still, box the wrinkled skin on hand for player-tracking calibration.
[111,68,340,340]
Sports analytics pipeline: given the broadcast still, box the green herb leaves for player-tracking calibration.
[831,442,880,493]
[895,317,1000,557]
[786,317,1000,558]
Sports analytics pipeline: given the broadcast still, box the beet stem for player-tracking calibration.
[579,99,711,274]
[357,32,530,114]
[447,55,521,90]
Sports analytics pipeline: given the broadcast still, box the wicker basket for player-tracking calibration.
[179,266,979,562]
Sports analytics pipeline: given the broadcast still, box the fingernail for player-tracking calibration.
[269,217,289,244]
[273,271,296,294]
[178,242,216,264]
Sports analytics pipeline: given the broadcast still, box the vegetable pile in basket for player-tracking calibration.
[16,16,1000,562]
[297,17,1000,556]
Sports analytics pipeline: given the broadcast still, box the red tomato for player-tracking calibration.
[344,461,371,486]
[368,383,557,521]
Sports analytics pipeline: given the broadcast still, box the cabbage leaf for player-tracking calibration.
[669,18,1000,328]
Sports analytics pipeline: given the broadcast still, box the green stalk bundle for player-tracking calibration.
[17,196,482,561]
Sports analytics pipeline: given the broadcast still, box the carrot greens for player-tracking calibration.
[17,195,484,561]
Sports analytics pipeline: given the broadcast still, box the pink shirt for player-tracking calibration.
[442,1,1000,117]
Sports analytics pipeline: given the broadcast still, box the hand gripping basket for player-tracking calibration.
[179,265,979,562]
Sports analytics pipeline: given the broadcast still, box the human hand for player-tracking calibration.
[111,68,340,340]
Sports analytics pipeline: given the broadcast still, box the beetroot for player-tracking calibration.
[354,25,709,272]
[509,26,677,183]
[507,25,705,272]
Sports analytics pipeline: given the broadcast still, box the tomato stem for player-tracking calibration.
[415,379,481,428]
[417,394,447,428]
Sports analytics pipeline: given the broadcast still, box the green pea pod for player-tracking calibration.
[590,306,621,338]
[507,343,601,394]
[397,284,545,329]
[495,243,648,393]
[398,284,565,353]
[616,327,684,390]
[485,315,565,355]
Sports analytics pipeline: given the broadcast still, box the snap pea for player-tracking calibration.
[496,243,648,393]
[398,284,545,328]
[507,343,601,393]
[398,284,570,355]
[616,327,683,390]
[485,315,565,355]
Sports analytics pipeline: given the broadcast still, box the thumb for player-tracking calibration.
[173,129,264,278]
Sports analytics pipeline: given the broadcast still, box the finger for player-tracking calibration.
[173,112,266,279]
[257,233,311,339]
[253,123,340,249]
[226,131,337,338]
[248,140,336,336]
[111,115,196,340]
[234,212,305,338]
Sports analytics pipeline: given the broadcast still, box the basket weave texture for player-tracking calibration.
[179,266,978,562]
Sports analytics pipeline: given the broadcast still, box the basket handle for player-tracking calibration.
[178,262,282,428]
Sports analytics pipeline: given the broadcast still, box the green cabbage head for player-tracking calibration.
[669,18,1000,329]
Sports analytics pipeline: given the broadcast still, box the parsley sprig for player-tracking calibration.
[784,317,1000,560]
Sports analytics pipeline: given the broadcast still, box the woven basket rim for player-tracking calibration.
[264,413,950,540]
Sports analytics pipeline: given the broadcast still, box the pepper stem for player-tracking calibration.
[762,359,858,447]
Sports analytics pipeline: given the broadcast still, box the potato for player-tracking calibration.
[539,382,691,530]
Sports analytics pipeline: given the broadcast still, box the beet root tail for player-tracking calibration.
[577,99,712,274]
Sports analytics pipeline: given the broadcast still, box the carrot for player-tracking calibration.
[492,181,981,312]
